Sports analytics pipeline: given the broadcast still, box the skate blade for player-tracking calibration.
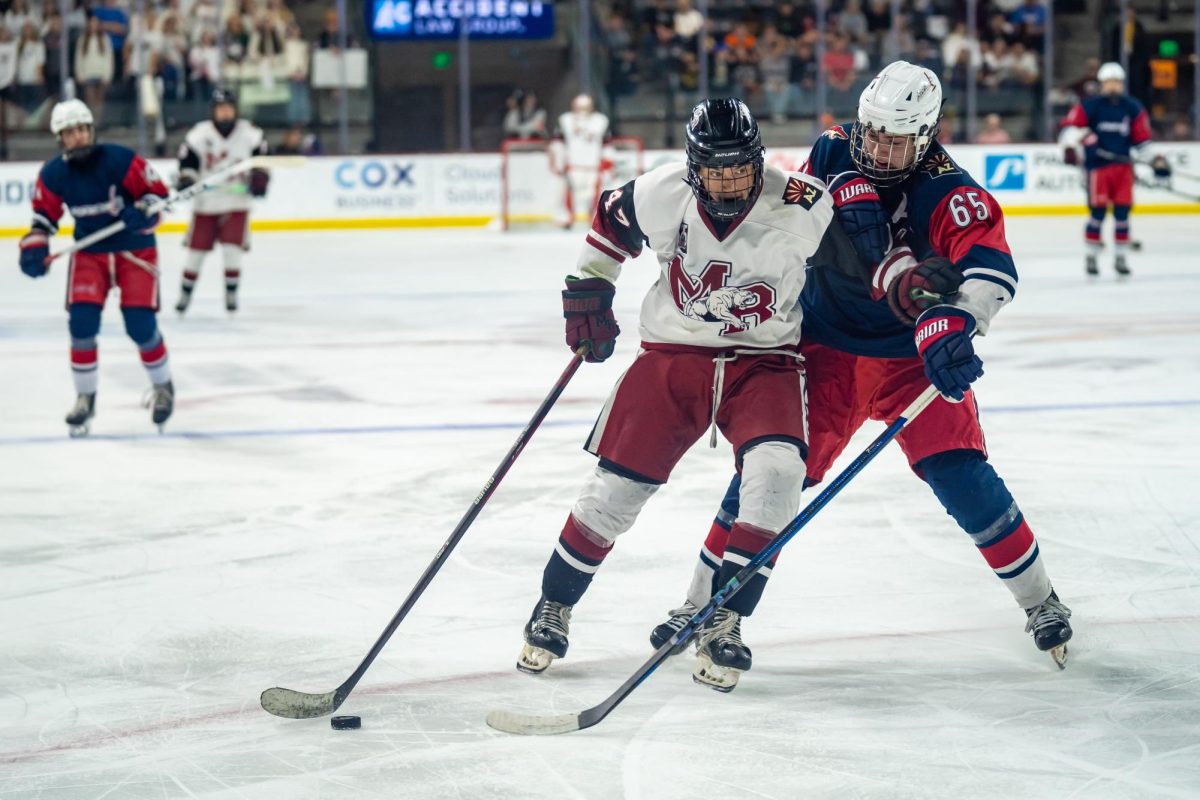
[1050,643,1068,670]
[68,423,90,438]
[516,644,557,675]
[692,653,742,693]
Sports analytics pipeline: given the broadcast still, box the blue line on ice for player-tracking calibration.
[1,398,1198,447]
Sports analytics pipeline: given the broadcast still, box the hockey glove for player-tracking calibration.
[19,230,49,277]
[563,276,619,363]
[1150,155,1172,186]
[119,198,161,233]
[176,169,198,192]
[1062,146,1079,166]
[887,256,965,326]
[829,172,890,269]
[248,168,270,197]
[914,306,982,402]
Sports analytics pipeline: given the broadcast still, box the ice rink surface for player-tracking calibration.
[1,217,1198,799]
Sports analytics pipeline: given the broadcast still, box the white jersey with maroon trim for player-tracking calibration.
[557,110,609,170]
[577,162,845,351]
[179,119,267,214]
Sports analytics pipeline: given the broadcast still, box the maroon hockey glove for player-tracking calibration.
[563,276,619,362]
[1062,147,1079,166]
[248,168,270,197]
[887,256,964,326]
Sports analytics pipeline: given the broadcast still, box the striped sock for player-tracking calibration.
[717,522,778,616]
[70,338,98,395]
[969,502,1052,609]
[138,332,171,386]
[541,514,613,606]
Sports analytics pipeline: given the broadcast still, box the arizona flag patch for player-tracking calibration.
[783,177,822,209]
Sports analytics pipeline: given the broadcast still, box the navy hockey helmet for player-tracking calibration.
[211,87,238,136]
[684,97,765,220]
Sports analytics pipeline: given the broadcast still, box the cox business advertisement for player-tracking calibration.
[0,144,1195,236]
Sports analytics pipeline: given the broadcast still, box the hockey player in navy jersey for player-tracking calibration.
[651,62,1074,680]
[1060,61,1170,276]
[18,99,174,436]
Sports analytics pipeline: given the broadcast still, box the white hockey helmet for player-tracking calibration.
[50,99,94,136]
[1097,61,1126,84]
[850,60,943,185]
[571,93,594,115]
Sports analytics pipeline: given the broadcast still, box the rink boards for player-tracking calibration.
[0,142,1196,236]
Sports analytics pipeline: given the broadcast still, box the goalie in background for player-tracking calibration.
[549,94,613,229]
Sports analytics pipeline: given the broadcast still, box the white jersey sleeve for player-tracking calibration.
[575,163,844,350]
[179,119,267,214]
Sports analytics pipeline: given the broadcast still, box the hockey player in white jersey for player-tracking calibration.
[514,98,867,691]
[551,94,611,228]
[174,89,270,314]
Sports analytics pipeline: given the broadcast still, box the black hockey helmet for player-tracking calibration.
[684,97,765,220]
[211,87,238,136]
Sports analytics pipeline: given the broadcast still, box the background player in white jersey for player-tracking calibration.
[550,94,611,228]
[516,98,867,692]
[174,88,270,314]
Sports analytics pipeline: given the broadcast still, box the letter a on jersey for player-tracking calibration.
[668,256,777,335]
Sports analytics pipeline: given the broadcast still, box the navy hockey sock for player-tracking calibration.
[541,514,613,606]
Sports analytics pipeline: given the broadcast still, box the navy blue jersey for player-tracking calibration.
[799,124,1018,358]
[1061,95,1151,170]
[32,143,169,253]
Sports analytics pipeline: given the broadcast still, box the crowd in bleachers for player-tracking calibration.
[603,0,1049,135]
[0,0,355,134]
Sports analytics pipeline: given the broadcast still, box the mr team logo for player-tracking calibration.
[668,257,776,335]
[984,154,1027,191]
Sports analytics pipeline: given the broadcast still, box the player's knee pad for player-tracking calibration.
[120,307,158,346]
[67,303,102,340]
[220,242,244,267]
[1112,204,1131,222]
[918,449,1014,534]
[572,464,660,544]
[736,440,806,533]
[714,473,742,530]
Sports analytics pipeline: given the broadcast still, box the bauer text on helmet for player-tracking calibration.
[851,61,942,186]
[684,98,765,220]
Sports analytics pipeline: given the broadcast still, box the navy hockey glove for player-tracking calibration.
[914,306,982,402]
[1150,154,1172,186]
[828,172,890,268]
[19,230,49,277]
[119,199,160,233]
[563,276,619,363]
[248,168,270,197]
[887,256,965,326]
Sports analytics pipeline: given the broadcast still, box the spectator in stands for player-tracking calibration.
[838,0,869,48]
[42,12,66,98]
[1107,6,1149,100]
[92,0,129,81]
[984,12,1013,46]
[284,21,310,125]
[864,0,893,63]
[975,113,1012,144]
[941,22,979,79]
[189,29,220,103]
[14,21,43,112]
[1067,57,1100,101]
[249,9,285,65]
[1008,40,1040,88]
[881,15,916,65]
[913,38,943,77]
[4,0,40,37]
[721,22,760,99]
[123,10,160,84]
[603,12,639,105]
[769,2,804,40]
[223,13,249,67]
[190,0,221,46]
[317,9,357,50]
[759,24,792,124]
[790,39,817,94]
[75,14,114,126]
[277,125,320,155]
[650,19,688,96]
[158,13,187,102]
[1008,0,1046,51]
[503,89,548,139]
[824,33,857,93]
[673,0,703,48]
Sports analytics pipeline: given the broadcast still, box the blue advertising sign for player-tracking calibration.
[370,0,555,40]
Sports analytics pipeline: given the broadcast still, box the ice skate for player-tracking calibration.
[1024,590,1073,669]
[517,597,572,674]
[225,289,238,313]
[144,381,174,432]
[1114,254,1131,277]
[1085,253,1099,276]
[649,600,699,654]
[693,608,751,692]
[175,288,193,314]
[65,392,96,438]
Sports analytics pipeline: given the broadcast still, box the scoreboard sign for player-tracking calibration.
[370,0,554,39]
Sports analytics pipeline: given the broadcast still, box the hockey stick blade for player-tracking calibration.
[487,384,944,735]
[260,687,344,719]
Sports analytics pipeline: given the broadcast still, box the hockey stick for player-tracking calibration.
[487,382,944,736]
[261,348,588,719]
[46,155,305,264]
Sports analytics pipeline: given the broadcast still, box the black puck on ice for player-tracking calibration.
[331,715,361,730]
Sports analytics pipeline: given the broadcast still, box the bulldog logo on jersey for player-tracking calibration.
[783,177,822,209]
[668,257,776,335]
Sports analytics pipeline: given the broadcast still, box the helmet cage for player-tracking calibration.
[849,118,938,186]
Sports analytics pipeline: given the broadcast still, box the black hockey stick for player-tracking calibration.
[487,383,944,735]
[261,348,588,719]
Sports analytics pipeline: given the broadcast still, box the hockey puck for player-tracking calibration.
[331,715,361,730]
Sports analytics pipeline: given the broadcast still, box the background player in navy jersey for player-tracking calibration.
[651,61,1074,675]
[18,99,174,437]
[1059,61,1170,277]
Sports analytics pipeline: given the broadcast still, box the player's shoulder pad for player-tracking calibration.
[760,165,834,237]
[630,161,693,236]
[97,142,138,172]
